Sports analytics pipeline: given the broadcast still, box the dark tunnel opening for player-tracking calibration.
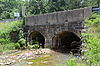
[52,31,82,53]
[29,31,45,48]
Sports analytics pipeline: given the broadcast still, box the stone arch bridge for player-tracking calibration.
[24,7,92,50]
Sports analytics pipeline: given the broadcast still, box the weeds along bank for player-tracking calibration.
[82,14,100,66]
[0,21,23,52]
[66,14,100,66]
[0,20,45,52]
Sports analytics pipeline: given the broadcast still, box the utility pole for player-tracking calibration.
[22,0,26,17]
[22,6,25,17]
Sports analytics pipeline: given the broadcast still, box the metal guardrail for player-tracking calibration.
[92,7,99,11]
[92,1,100,15]
[0,18,22,23]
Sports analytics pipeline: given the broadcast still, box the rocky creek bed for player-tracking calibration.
[0,48,51,66]
[0,48,76,66]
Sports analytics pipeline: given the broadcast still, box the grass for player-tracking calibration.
[65,59,87,66]
[83,24,100,66]
[0,43,19,52]
[27,55,51,66]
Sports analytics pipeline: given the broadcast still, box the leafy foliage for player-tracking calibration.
[82,14,100,66]
[18,38,26,49]
[0,20,23,38]
[31,44,40,49]
[82,33,100,66]
[0,0,23,19]
[18,29,25,39]
[0,0,99,19]
[85,14,100,26]
[28,40,41,49]
[65,58,86,66]
[0,20,23,52]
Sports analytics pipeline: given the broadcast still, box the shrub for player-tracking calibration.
[66,59,77,66]
[18,29,24,39]
[18,38,26,49]
[82,14,100,66]
[0,20,23,52]
[0,38,10,45]
[0,20,23,38]
[1,11,10,19]
[31,44,40,49]
[85,14,100,26]
[14,43,20,49]
[27,41,41,49]
[27,44,32,49]
[82,33,100,66]
[95,25,100,32]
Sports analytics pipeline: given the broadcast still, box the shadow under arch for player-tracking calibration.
[28,31,45,48]
[52,31,81,53]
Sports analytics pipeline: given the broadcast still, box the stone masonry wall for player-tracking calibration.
[24,7,92,47]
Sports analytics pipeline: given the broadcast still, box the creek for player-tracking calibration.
[0,49,80,66]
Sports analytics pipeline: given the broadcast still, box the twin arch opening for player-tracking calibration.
[28,31,81,52]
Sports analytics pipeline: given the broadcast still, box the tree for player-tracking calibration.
[80,0,98,7]
[0,0,23,19]
[0,0,99,19]
[25,0,48,16]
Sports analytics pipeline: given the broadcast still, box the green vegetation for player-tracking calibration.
[27,56,49,62]
[85,13,100,25]
[0,20,41,52]
[27,55,51,66]
[82,14,100,66]
[0,0,99,19]
[0,20,23,52]
[66,58,86,66]
[27,41,42,49]
[18,38,26,49]
[66,14,100,66]
[0,21,23,36]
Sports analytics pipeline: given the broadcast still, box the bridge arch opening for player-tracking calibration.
[29,31,45,48]
[52,31,81,53]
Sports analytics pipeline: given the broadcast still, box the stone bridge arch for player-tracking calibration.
[52,31,81,52]
[24,7,92,49]
[28,30,45,48]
